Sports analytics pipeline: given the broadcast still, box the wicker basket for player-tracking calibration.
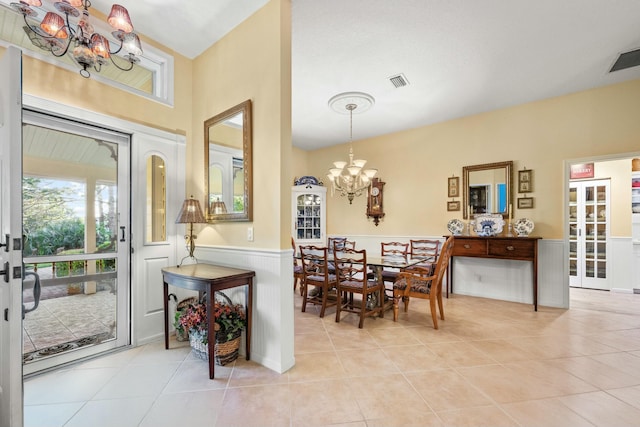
[189,327,242,365]
[187,291,243,366]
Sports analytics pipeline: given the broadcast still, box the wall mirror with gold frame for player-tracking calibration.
[462,161,513,219]
[204,99,253,222]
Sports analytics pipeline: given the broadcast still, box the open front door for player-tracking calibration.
[0,46,24,427]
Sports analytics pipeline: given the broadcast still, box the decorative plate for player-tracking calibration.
[294,175,322,186]
[514,218,535,237]
[447,219,465,236]
[474,214,505,236]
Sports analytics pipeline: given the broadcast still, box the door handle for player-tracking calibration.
[0,262,9,283]
[120,226,126,242]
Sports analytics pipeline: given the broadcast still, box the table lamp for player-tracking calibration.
[175,196,206,264]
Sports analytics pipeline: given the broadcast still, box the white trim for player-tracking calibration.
[23,94,184,144]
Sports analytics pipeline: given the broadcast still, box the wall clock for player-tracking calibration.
[366,177,385,226]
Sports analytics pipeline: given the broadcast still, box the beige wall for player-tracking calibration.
[292,146,310,183]
[191,0,291,249]
[298,79,640,239]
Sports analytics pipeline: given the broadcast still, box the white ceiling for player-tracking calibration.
[71,1,640,150]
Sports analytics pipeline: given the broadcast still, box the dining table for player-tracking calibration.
[365,255,425,311]
[296,248,425,311]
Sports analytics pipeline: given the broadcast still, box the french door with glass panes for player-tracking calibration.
[569,179,610,290]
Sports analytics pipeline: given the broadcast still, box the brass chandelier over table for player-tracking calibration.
[11,0,143,78]
[326,92,377,204]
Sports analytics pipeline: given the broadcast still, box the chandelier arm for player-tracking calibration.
[63,11,78,40]
[109,55,136,71]
[109,41,124,56]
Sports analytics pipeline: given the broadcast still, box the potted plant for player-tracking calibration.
[177,292,246,365]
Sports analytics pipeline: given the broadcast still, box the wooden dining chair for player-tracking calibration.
[327,237,356,251]
[392,236,454,329]
[299,245,338,317]
[333,247,384,328]
[328,238,355,274]
[292,237,304,295]
[408,239,441,273]
[379,241,409,283]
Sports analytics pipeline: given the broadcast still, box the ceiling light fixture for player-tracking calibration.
[11,0,143,78]
[326,92,377,204]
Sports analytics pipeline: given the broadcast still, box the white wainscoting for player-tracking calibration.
[195,245,295,375]
[328,235,569,308]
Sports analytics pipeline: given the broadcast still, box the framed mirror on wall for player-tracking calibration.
[204,100,253,222]
[462,161,513,219]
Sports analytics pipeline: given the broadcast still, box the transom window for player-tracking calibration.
[0,1,174,106]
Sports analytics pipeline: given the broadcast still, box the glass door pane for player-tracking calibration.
[22,114,130,374]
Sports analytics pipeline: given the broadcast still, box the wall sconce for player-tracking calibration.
[175,195,206,264]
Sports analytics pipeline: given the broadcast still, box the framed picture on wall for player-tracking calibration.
[447,201,461,211]
[518,169,533,193]
[517,197,534,209]
[448,176,460,198]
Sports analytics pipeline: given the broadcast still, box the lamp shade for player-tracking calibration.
[175,197,206,224]
[40,12,68,38]
[108,4,134,33]
[210,200,228,215]
[122,32,143,56]
[91,34,110,59]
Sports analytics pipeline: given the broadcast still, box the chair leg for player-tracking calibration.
[358,292,366,328]
[335,290,342,323]
[319,286,328,318]
[403,296,410,313]
[392,290,401,321]
[437,290,445,320]
[301,282,308,312]
[429,297,439,329]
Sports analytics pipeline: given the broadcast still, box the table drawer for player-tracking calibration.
[452,238,486,256]
[488,239,535,259]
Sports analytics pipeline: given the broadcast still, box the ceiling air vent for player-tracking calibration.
[610,48,640,72]
[389,73,409,88]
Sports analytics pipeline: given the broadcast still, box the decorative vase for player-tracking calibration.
[447,218,464,236]
[513,218,535,237]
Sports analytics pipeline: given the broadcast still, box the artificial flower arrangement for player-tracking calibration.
[177,292,246,343]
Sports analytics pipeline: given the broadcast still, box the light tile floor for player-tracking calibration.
[23,288,640,427]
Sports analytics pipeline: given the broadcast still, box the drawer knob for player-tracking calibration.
[506,245,515,251]
[463,244,471,249]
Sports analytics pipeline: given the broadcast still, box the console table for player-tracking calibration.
[162,264,255,379]
[448,235,541,310]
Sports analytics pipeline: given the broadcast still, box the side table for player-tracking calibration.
[162,263,255,379]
